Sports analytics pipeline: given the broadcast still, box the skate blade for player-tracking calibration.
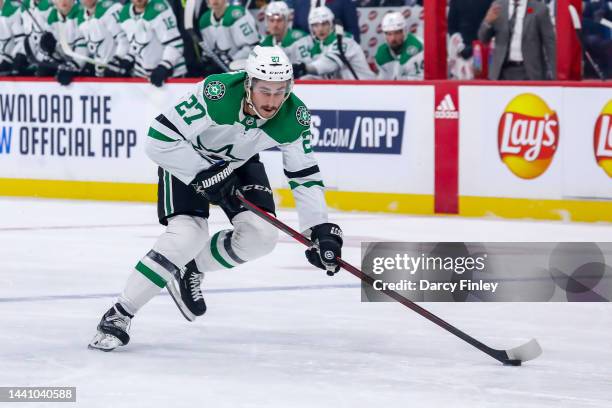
[88,332,124,352]
[166,280,197,322]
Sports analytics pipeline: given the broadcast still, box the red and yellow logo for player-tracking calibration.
[594,100,612,178]
[498,93,559,179]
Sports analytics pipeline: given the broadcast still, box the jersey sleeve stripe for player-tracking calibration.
[161,36,182,45]
[288,180,325,190]
[155,114,186,140]
[283,165,320,179]
[148,127,177,142]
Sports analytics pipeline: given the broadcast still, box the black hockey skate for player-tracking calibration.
[167,260,206,322]
[88,303,133,352]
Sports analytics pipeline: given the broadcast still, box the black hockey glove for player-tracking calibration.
[12,53,30,75]
[305,223,343,276]
[0,59,11,73]
[104,56,134,77]
[150,63,172,87]
[55,61,80,86]
[39,32,57,55]
[192,162,239,207]
[217,49,233,67]
[292,63,306,79]
[459,45,473,60]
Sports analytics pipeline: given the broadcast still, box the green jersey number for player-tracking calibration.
[297,45,309,59]
[240,22,254,37]
[163,16,177,30]
[302,132,313,154]
[175,95,206,125]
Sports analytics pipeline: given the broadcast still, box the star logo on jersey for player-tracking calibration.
[232,8,243,19]
[204,81,226,100]
[88,39,104,59]
[296,106,311,127]
[407,45,419,56]
[193,140,242,165]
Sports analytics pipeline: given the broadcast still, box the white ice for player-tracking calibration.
[0,198,611,408]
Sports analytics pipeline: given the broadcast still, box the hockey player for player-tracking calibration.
[89,46,344,352]
[198,0,259,73]
[375,12,423,81]
[0,0,28,75]
[260,1,310,64]
[118,0,186,86]
[292,6,374,80]
[76,0,129,77]
[20,0,53,72]
[38,0,88,85]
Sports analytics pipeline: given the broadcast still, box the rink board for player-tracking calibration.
[0,78,610,222]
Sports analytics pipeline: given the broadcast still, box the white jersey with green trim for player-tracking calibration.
[76,0,128,64]
[260,28,311,64]
[375,34,424,80]
[0,0,25,63]
[308,32,375,80]
[198,5,259,61]
[118,0,186,78]
[146,71,328,232]
[20,0,53,62]
[46,4,88,68]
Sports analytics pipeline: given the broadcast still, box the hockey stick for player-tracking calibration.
[600,18,612,30]
[56,24,126,74]
[183,0,202,62]
[184,0,230,73]
[569,4,606,80]
[334,24,359,80]
[235,191,543,366]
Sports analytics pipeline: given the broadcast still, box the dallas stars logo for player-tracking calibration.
[193,139,241,165]
[296,106,311,127]
[204,81,225,100]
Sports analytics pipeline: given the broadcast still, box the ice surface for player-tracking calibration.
[0,198,611,408]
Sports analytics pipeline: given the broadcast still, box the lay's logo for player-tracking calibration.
[594,100,612,178]
[498,93,559,179]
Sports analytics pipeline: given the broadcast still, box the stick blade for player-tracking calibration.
[505,338,542,363]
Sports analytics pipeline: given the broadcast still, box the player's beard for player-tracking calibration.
[259,105,279,118]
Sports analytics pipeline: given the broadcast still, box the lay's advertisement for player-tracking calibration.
[459,86,612,202]
[593,99,612,179]
[497,93,559,180]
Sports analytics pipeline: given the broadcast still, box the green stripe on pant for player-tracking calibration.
[135,261,167,288]
[210,231,234,269]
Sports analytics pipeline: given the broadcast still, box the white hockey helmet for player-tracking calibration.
[381,11,406,33]
[245,45,293,82]
[244,46,294,119]
[265,1,290,20]
[308,6,334,26]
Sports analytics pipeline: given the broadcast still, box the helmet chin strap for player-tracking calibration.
[244,76,293,120]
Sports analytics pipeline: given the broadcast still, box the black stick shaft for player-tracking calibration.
[235,193,508,364]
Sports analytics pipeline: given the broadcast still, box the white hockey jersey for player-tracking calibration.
[20,0,52,62]
[118,0,186,78]
[308,32,375,80]
[146,71,328,232]
[260,28,310,64]
[375,34,424,80]
[0,0,25,64]
[46,4,88,68]
[76,0,128,66]
[198,5,259,61]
